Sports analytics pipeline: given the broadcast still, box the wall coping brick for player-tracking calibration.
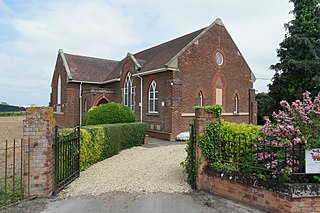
[202,166,320,198]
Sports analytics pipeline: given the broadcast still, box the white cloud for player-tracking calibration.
[0,0,293,105]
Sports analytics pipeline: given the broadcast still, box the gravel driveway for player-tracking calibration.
[1,138,265,213]
[62,139,190,196]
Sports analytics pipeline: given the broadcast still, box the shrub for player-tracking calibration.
[82,102,136,126]
[257,91,320,180]
[60,122,147,171]
[220,121,261,141]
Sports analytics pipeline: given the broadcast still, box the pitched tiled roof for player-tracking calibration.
[63,53,119,82]
[104,27,205,81]
[135,28,205,72]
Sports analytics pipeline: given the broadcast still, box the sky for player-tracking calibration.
[0,0,294,106]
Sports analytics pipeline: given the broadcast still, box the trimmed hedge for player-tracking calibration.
[220,121,261,141]
[60,122,147,171]
[82,102,136,126]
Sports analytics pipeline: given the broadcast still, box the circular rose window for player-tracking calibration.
[215,52,224,66]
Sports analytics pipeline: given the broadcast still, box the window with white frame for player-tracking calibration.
[197,91,203,106]
[233,95,238,113]
[148,80,158,113]
[56,75,61,112]
[123,73,135,110]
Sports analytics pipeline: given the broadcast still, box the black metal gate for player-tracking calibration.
[53,126,80,195]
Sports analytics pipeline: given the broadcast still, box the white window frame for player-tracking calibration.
[56,75,62,112]
[148,80,158,113]
[233,95,238,113]
[123,73,134,110]
[197,91,203,106]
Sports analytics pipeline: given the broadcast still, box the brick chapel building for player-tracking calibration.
[49,18,257,141]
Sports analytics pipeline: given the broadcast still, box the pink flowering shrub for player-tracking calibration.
[257,91,320,181]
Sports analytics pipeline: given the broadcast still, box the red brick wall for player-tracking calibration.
[23,107,55,196]
[178,23,254,133]
[195,109,320,213]
[198,170,320,213]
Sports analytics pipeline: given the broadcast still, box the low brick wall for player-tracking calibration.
[198,166,320,213]
[194,108,320,213]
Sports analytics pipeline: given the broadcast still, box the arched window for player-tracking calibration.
[149,80,158,113]
[233,95,238,113]
[197,91,203,106]
[123,73,135,110]
[57,75,61,112]
[215,77,223,106]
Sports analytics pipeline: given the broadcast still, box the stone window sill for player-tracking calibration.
[146,113,159,116]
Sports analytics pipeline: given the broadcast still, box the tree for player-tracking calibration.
[256,92,274,125]
[268,0,320,112]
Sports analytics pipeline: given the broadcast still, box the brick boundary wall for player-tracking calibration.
[23,107,56,197]
[194,108,320,213]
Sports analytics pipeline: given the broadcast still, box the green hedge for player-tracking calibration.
[60,122,147,171]
[82,102,136,126]
[220,121,261,140]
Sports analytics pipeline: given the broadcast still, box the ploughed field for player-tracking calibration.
[0,116,24,147]
[0,116,24,178]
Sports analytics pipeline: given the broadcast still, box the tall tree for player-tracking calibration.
[269,0,320,112]
[256,92,274,125]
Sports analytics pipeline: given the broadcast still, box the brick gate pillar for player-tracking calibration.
[23,107,56,197]
[194,108,218,186]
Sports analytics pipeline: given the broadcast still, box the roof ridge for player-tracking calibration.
[64,52,119,63]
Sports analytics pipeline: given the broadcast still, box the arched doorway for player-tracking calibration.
[93,95,110,107]
[96,98,108,106]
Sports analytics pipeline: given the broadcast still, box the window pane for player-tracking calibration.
[155,91,158,99]
[150,100,154,112]
[216,88,222,106]
[234,96,238,112]
[155,100,159,112]
[198,92,202,106]
[150,92,154,99]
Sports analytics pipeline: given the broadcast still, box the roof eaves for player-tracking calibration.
[133,67,179,77]
[69,78,120,85]
[165,18,223,67]
[59,49,73,81]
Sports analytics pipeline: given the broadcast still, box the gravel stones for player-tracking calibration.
[62,143,191,197]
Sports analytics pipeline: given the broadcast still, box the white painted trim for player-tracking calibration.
[102,78,121,84]
[133,67,179,77]
[59,49,73,80]
[133,68,168,77]
[54,112,64,115]
[181,113,195,117]
[79,82,82,126]
[69,78,120,84]
[137,74,143,122]
[128,52,141,68]
[222,112,249,116]
[181,112,249,117]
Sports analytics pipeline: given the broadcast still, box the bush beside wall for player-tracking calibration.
[220,121,261,140]
[60,122,147,171]
[82,102,136,126]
